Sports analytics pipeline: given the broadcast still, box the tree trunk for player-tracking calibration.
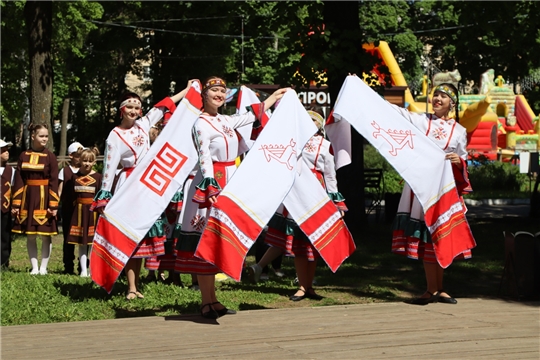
[60,98,70,156]
[24,0,54,152]
[323,1,368,228]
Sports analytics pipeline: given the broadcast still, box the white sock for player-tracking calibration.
[27,235,39,274]
[39,236,52,274]
[79,245,88,276]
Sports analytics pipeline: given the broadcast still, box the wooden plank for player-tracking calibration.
[1,299,538,359]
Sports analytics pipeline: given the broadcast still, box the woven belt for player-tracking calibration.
[27,180,48,186]
[214,160,236,167]
[76,198,94,205]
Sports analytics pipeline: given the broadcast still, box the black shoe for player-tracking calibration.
[305,287,323,300]
[410,291,439,305]
[289,289,307,302]
[437,290,457,304]
[200,303,219,319]
[212,302,237,317]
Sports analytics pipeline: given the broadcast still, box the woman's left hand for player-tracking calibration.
[272,88,289,100]
[445,152,463,167]
[208,195,217,205]
[263,88,290,109]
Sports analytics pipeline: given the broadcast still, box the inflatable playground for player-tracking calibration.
[362,41,540,162]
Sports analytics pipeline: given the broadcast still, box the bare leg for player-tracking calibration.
[294,256,310,296]
[198,274,219,312]
[125,258,143,299]
[435,263,451,297]
[421,261,439,297]
[258,246,283,269]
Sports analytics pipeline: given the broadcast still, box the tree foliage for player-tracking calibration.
[2,0,540,155]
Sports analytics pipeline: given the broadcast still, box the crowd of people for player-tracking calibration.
[0,76,474,318]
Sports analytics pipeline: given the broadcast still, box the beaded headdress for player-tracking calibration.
[119,97,142,109]
[433,84,458,104]
[202,78,227,93]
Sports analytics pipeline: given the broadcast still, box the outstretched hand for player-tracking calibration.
[263,87,290,109]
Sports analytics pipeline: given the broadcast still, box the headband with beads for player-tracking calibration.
[202,78,226,93]
[119,98,142,109]
[119,97,143,117]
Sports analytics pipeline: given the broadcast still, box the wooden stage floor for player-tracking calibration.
[1,298,539,359]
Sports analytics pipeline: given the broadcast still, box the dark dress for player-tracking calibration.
[12,149,59,235]
[66,172,102,246]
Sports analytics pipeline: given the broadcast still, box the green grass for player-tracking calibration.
[1,215,538,326]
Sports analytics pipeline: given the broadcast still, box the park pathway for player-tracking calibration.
[1,298,538,359]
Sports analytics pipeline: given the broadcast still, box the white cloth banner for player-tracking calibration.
[332,75,452,212]
[195,89,317,280]
[332,75,475,268]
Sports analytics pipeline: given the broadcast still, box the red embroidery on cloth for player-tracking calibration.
[191,214,206,231]
[432,126,448,141]
[372,121,415,156]
[140,142,188,195]
[259,139,297,170]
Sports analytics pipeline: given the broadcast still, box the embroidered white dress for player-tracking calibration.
[175,111,258,275]
[390,106,471,263]
[93,106,172,258]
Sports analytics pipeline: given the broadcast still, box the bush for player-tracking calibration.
[467,159,530,193]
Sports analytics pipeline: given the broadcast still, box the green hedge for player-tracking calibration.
[466,158,531,198]
[363,144,532,198]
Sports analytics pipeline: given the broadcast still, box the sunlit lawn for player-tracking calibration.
[1,214,537,326]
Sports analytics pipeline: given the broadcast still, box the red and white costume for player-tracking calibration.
[92,98,177,258]
[175,108,264,275]
[390,106,472,264]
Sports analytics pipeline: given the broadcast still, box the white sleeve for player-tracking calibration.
[322,141,339,194]
[193,121,214,179]
[139,107,166,130]
[58,168,65,182]
[226,112,256,130]
[456,128,468,161]
[101,138,122,192]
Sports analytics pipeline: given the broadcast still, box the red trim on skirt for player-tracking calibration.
[264,228,319,262]
[174,250,221,275]
[144,239,178,271]
[132,236,166,259]
[392,230,472,264]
